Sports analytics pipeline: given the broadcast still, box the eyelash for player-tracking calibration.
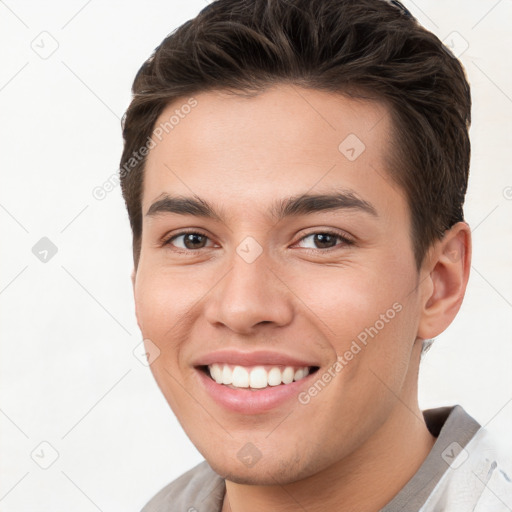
[162,229,354,254]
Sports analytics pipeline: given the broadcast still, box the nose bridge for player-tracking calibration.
[204,239,294,333]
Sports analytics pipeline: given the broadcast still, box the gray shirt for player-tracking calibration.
[142,405,512,511]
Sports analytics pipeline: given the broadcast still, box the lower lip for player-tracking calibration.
[196,368,316,414]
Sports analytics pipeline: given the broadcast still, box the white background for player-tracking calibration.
[1,0,511,510]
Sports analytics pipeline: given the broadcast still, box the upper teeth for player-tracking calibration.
[208,364,310,389]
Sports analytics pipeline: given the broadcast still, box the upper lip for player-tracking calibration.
[192,349,320,368]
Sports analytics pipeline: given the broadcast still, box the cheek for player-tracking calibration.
[293,257,419,395]
[133,266,195,373]
[135,264,190,331]
[295,262,412,341]
[134,269,200,413]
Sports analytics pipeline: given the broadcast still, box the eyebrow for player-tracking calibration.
[146,190,378,221]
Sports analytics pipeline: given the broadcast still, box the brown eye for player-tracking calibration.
[166,232,212,250]
[312,233,338,249]
[297,231,352,250]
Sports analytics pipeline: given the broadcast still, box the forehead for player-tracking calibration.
[142,85,405,221]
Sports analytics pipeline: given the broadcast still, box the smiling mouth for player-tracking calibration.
[199,364,320,390]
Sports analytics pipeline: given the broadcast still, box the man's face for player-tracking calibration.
[133,85,428,484]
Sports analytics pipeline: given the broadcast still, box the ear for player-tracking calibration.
[417,222,471,339]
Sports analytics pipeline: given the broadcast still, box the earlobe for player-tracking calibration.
[417,222,471,339]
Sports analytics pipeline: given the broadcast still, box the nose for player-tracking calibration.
[203,247,294,335]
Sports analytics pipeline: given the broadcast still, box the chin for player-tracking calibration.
[223,472,275,485]
[217,468,299,486]
[206,453,317,486]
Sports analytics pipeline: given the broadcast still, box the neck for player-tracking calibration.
[222,341,436,512]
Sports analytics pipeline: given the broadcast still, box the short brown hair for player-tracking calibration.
[120,0,471,269]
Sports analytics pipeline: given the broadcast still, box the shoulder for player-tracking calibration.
[141,460,225,512]
[422,415,512,511]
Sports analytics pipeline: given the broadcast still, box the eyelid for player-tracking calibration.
[298,227,354,241]
[163,227,354,252]
[162,229,215,250]
[293,228,355,250]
